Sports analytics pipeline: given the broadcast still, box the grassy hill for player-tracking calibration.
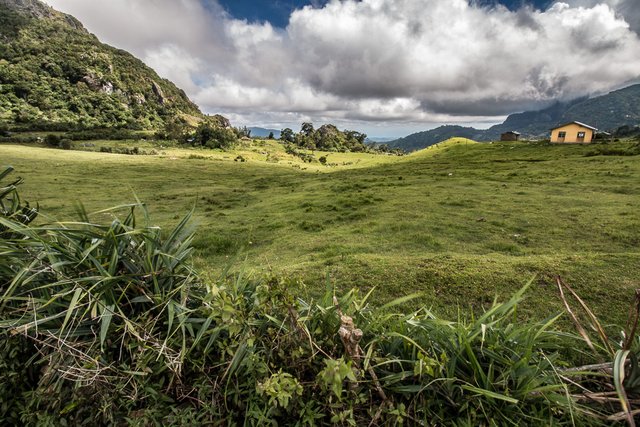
[1,138,638,326]
[385,125,485,152]
[0,0,203,131]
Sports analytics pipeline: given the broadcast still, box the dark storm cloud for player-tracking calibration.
[419,96,559,116]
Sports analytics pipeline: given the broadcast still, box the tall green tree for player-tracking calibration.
[300,122,314,136]
[280,128,294,143]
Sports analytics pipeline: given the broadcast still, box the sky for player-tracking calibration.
[42,0,640,137]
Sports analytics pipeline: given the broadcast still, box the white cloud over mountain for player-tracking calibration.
[43,0,640,134]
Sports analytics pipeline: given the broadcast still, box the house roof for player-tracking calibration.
[502,131,520,135]
[551,121,598,131]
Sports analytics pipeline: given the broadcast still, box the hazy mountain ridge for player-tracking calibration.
[248,127,281,139]
[0,0,205,131]
[390,85,640,151]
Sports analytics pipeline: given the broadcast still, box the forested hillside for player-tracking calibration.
[0,0,203,131]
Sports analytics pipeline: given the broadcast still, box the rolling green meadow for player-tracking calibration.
[2,137,639,326]
[6,1,640,423]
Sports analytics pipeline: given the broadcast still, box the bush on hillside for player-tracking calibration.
[60,138,72,150]
[44,133,61,147]
[189,122,238,149]
[0,123,10,137]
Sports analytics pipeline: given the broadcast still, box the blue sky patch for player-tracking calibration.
[217,0,552,27]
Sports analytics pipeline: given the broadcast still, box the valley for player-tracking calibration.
[3,138,638,325]
[3,0,640,423]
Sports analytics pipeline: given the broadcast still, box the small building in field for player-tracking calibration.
[550,121,597,143]
[500,131,520,141]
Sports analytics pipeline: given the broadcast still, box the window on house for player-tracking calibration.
[558,131,566,138]
[577,132,586,138]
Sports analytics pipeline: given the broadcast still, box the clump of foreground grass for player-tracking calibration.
[0,167,637,425]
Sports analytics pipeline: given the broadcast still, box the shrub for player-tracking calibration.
[60,138,72,150]
[0,202,199,425]
[0,123,10,137]
[191,123,237,149]
[44,133,61,147]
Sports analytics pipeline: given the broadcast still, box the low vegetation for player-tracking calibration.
[2,166,640,425]
[585,141,640,157]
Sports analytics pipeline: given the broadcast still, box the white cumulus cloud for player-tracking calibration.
[42,0,640,134]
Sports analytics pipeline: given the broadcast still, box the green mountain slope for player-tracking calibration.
[391,84,640,151]
[0,0,204,131]
[561,84,640,130]
[385,125,486,152]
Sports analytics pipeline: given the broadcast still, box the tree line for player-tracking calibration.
[280,122,403,154]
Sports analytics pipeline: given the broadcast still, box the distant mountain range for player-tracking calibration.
[366,136,398,144]
[248,127,281,139]
[0,0,207,131]
[389,84,640,151]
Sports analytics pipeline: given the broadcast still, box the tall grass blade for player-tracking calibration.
[100,304,115,349]
[613,350,636,427]
[0,165,15,180]
[61,288,83,333]
[461,385,519,404]
[379,292,423,311]
[557,277,597,353]
[557,276,614,355]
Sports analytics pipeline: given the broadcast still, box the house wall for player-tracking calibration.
[550,123,594,143]
[500,133,519,141]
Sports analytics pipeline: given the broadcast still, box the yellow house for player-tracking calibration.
[550,121,597,143]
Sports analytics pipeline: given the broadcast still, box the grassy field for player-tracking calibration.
[2,138,639,326]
